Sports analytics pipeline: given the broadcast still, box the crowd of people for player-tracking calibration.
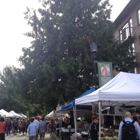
[1,111,140,140]
[0,116,60,140]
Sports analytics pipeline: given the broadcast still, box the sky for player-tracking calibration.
[0,0,130,71]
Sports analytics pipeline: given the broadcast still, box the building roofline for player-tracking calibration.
[114,0,139,27]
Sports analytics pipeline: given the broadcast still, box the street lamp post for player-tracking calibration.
[90,42,98,87]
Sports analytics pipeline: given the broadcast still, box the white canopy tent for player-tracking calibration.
[19,113,27,118]
[46,110,55,118]
[0,112,6,117]
[9,111,22,117]
[0,109,13,117]
[75,72,140,140]
[76,72,140,105]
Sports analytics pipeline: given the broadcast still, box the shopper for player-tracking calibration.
[27,118,38,140]
[49,119,55,136]
[89,115,99,140]
[118,111,140,140]
[13,118,19,135]
[22,119,27,135]
[33,117,40,140]
[0,117,6,140]
[39,117,47,140]
[6,118,11,136]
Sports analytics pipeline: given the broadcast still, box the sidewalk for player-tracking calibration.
[5,133,56,140]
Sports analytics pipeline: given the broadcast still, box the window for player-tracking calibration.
[137,8,140,25]
[128,43,135,57]
[131,43,135,56]
[122,23,129,40]
[119,18,133,42]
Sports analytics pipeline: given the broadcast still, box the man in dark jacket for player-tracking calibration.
[89,115,99,140]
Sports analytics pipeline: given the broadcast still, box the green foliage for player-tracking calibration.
[0,66,27,113]
[0,0,136,115]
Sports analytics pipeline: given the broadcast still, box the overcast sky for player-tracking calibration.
[0,0,130,71]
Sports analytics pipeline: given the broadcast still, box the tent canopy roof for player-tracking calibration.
[61,87,95,111]
[19,113,27,118]
[0,109,13,117]
[46,110,55,118]
[9,111,22,117]
[0,112,6,117]
[76,72,140,106]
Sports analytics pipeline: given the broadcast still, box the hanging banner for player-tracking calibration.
[97,62,113,87]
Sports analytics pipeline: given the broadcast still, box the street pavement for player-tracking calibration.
[5,133,56,140]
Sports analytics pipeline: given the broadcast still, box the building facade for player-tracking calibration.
[114,0,140,73]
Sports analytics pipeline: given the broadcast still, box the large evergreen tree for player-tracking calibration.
[17,0,135,112]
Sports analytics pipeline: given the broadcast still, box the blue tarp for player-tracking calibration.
[61,87,95,111]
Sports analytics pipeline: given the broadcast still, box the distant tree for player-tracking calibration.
[0,66,27,113]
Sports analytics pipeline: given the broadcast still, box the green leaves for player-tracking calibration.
[0,0,136,115]
[20,0,135,112]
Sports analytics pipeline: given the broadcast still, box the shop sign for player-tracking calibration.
[97,62,113,87]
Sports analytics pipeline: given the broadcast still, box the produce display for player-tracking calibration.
[104,136,118,140]
[101,128,118,140]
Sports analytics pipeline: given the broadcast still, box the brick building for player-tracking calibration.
[114,0,140,73]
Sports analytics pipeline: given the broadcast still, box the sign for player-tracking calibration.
[97,62,113,87]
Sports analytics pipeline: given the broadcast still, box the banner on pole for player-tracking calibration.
[97,62,113,87]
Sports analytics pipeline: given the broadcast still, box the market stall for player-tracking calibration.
[9,110,22,117]
[75,72,140,140]
[56,87,95,140]
[0,109,13,117]
[19,113,27,118]
[0,112,6,117]
[61,87,95,111]
[46,110,55,118]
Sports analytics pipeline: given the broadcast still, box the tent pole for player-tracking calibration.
[73,106,77,135]
[60,111,62,128]
[92,103,94,113]
[98,101,101,140]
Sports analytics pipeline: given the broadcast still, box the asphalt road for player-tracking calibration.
[5,133,55,140]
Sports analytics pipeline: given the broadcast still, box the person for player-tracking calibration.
[39,117,47,140]
[0,117,6,140]
[22,119,27,135]
[13,118,19,135]
[49,119,55,136]
[89,115,99,140]
[19,120,23,133]
[55,118,59,137]
[26,118,30,134]
[33,117,40,140]
[69,111,74,128]
[62,117,69,128]
[118,111,140,140]
[137,116,140,126]
[27,118,38,140]
[6,118,11,136]
[133,116,138,121]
